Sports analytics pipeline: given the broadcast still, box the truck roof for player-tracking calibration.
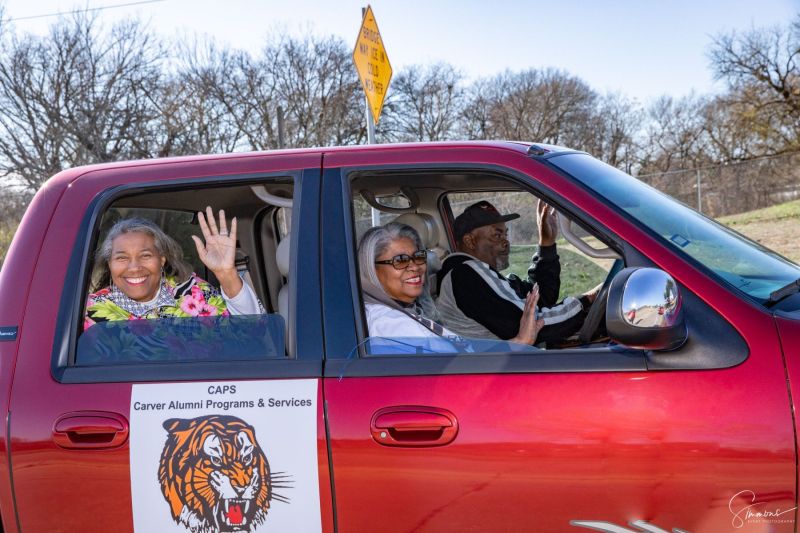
[41,140,568,188]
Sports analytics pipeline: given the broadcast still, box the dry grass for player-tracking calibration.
[506,200,800,301]
[719,200,800,263]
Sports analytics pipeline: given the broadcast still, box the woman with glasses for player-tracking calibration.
[358,222,543,348]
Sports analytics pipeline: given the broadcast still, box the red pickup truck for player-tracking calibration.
[0,141,798,532]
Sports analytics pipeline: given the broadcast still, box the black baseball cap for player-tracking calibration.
[453,201,520,241]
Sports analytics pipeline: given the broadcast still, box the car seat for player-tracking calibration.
[393,213,447,295]
[276,234,293,355]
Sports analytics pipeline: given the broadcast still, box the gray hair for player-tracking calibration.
[92,218,193,291]
[357,221,439,321]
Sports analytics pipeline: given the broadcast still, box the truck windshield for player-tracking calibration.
[548,153,800,303]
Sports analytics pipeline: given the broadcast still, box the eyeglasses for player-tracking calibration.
[375,250,427,270]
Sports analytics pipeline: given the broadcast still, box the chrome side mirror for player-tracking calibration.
[606,267,687,351]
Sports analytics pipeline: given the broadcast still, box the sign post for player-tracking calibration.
[353,5,392,128]
[353,5,392,225]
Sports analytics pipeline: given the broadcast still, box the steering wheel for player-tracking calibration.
[576,259,623,344]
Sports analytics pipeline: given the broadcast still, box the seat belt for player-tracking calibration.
[235,251,255,290]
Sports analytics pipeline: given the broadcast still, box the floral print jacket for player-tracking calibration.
[84,275,230,330]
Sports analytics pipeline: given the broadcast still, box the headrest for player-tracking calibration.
[393,213,440,249]
[276,236,290,277]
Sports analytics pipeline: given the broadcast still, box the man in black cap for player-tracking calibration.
[436,199,593,346]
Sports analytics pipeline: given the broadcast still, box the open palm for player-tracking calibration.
[537,199,558,246]
[192,207,237,274]
[512,284,545,345]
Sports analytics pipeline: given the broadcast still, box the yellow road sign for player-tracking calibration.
[352,5,392,124]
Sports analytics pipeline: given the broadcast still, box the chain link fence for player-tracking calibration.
[637,152,800,218]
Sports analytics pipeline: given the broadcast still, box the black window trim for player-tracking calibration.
[325,163,640,375]
[321,161,748,378]
[52,169,324,384]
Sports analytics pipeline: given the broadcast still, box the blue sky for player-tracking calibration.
[4,0,799,102]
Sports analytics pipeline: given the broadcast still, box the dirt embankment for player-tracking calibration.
[720,200,800,263]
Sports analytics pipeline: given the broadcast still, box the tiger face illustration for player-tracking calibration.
[159,415,283,533]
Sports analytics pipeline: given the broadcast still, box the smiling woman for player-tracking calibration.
[108,231,168,303]
[84,209,263,329]
[374,237,427,304]
[357,222,543,349]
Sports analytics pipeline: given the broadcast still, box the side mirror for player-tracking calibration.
[606,267,687,351]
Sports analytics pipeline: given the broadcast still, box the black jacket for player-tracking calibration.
[436,245,589,346]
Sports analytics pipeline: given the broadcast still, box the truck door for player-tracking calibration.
[320,146,796,533]
[8,155,333,532]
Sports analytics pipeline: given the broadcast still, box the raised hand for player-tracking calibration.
[192,206,243,297]
[511,283,545,345]
[537,199,558,247]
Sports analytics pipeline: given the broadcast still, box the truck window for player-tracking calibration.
[350,172,614,356]
[75,181,294,365]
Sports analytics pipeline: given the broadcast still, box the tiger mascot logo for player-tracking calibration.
[159,415,290,532]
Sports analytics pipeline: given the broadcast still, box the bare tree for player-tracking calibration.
[461,68,597,147]
[700,94,766,162]
[459,78,498,140]
[265,33,364,148]
[379,63,464,142]
[709,18,800,154]
[511,69,594,145]
[638,94,708,174]
[587,93,642,173]
[183,33,365,150]
[164,40,253,155]
[458,69,646,170]
[0,14,165,191]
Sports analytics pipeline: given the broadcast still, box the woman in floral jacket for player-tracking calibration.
[84,207,263,329]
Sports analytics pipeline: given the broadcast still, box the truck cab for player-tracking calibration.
[0,141,797,532]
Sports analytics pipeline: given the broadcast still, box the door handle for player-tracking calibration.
[53,411,129,449]
[371,406,458,447]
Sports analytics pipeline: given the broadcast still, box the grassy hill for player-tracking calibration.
[503,199,800,301]
[719,199,800,263]
[503,246,607,301]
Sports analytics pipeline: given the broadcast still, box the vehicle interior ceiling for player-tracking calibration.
[350,170,619,261]
[351,170,523,252]
[100,181,294,315]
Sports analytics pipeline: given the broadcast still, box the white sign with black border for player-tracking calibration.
[130,379,321,532]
